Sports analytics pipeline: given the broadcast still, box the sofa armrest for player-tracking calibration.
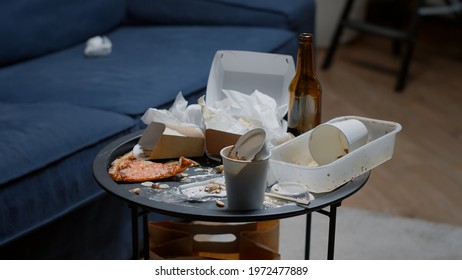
[127,0,316,34]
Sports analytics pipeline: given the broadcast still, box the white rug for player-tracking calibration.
[279,207,462,260]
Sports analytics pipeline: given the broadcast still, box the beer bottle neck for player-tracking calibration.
[296,34,315,77]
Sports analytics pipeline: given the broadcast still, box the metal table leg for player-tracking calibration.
[130,205,140,260]
[317,202,341,260]
[305,213,312,260]
[326,205,338,260]
[129,205,151,260]
[142,212,150,260]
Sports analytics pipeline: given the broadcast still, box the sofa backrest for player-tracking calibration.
[127,0,315,35]
[0,0,126,66]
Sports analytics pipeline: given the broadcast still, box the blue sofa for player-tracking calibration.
[0,0,316,259]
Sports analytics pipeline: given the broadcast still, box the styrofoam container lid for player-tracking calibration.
[206,50,295,106]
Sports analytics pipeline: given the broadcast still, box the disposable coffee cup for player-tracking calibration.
[309,119,368,165]
[220,145,270,210]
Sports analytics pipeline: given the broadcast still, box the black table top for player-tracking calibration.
[93,131,370,222]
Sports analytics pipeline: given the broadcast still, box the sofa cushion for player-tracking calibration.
[0,0,126,66]
[127,0,315,35]
[0,195,133,259]
[0,25,295,116]
[0,102,137,245]
[0,102,136,185]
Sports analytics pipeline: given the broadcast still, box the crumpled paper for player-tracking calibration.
[84,36,112,57]
[200,89,292,146]
[141,92,204,129]
[141,90,292,147]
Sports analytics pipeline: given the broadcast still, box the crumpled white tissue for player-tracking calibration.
[84,36,112,57]
[141,90,293,147]
[141,92,204,129]
[200,89,292,146]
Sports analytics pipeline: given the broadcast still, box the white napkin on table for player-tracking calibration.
[200,89,292,146]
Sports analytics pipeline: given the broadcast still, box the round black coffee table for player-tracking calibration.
[93,131,370,260]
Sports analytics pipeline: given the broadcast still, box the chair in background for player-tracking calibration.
[321,0,462,92]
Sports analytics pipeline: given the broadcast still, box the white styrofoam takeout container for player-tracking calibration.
[269,116,402,193]
[206,50,295,106]
[204,50,295,156]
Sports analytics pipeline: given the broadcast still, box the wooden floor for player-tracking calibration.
[316,19,462,226]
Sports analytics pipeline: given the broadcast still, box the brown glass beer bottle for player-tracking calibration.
[287,33,322,136]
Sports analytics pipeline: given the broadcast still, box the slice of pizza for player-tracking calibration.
[109,151,197,183]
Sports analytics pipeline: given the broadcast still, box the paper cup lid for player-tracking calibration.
[270,182,308,197]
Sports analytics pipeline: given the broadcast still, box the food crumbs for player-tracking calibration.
[204,182,224,194]
[150,183,169,189]
[140,181,154,187]
[129,188,141,195]
[215,165,224,173]
[215,201,225,207]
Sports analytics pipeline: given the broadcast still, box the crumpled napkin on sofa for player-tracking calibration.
[84,36,112,57]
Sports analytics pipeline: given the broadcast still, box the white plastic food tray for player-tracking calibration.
[269,116,402,193]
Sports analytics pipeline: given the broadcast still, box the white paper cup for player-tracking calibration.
[220,145,270,210]
[309,119,368,165]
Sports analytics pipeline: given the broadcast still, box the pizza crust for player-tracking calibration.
[108,151,197,183]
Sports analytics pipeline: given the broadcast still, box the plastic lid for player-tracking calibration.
[270,182,309,197]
